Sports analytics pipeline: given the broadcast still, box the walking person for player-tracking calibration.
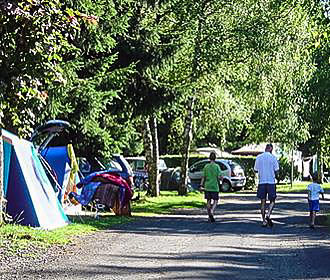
[307,172,325,229]
[199,152,224,223]
[254,143,279,227]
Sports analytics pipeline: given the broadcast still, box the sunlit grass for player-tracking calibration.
[0,215,133,254]
[131,190,205,215]
[277,181,330,193]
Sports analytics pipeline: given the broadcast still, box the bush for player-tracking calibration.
[277,157,300,182]
[161,154,208,168]
[230,157,257,189]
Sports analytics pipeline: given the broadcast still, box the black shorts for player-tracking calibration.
[257,184,276,201]
[204,191,219,201]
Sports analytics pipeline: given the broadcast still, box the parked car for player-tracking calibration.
[126,156,168,174]
[126,156,193,191]
[188,159,246,192]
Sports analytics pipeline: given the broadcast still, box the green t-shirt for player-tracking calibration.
[203,162,221,192]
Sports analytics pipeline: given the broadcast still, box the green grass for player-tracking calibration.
[0,191,204,253]
[277,181,330,193]
[0,215,133,254]
[131,190,205,215]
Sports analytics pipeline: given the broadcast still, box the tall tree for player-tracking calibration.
[296,1,330,179]
[0,0,75,136]
[39,0,139,160]
[172,0,284,194]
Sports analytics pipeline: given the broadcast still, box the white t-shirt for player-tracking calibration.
[254,152,279,184]
[307,183,324,201]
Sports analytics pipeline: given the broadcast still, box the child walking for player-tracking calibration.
[307,172,325,229]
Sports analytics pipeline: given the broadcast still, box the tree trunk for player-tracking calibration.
[143,117,160,197]
[317,141,324,183]
[0,132,3,224]
[150,116,160,197]
[290,149,294,188]
[178,2,207,196]
[179,96,195,195]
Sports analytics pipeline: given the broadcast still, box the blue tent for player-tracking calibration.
[41,146,72,202]
[1,129,69,230]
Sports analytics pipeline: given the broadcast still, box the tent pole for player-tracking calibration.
[0,132,3,224]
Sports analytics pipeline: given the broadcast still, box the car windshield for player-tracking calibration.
[228,162,238,169]
[117,156,133,173]
[126,157,167,171]
[158,159,167,170]
[105,160,122,171]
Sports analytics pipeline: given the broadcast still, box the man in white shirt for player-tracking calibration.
[254,143,279,227]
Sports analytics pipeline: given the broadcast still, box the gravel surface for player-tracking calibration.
[1,192,330,280]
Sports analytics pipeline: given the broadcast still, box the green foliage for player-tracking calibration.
[277,156,300,182]
[41,0,139,158]
[277,182,330,193]
[242,2,319,146]
[0,0,76,136]
[1,0,329,167]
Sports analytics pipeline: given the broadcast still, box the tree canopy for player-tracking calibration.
[1,0,330,168]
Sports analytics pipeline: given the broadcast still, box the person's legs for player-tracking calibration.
[205,192,219,222]
[267,199,275,218]
[208,199,217,222]
[265,184,276,227]
[308,200,319,228]
[257,184,267,226]
[309,210,313,225]
[211,199,218,214]
[206,199,216,222]
[207,199,212,216]
[260,199,267,226]
[310,211,316,227]
[265,199,275,227]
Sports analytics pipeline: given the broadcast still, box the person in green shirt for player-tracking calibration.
[200,152,224,223]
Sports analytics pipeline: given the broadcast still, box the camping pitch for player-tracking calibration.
[1,129,69,230]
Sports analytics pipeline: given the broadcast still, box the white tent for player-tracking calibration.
[195,147,234,158]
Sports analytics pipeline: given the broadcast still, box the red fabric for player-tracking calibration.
[93,172,133,205]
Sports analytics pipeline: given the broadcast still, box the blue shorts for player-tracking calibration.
[257,184,276,201]
[205,191,219,201]
[308,200,320,212]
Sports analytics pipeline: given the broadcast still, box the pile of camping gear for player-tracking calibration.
[0,120,133,230]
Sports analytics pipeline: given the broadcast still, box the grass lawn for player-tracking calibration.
[0,191,204,253]
[0,215,133,254]
[277,181,330,193]
[131,190,204,215]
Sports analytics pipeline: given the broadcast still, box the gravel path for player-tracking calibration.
[1,192,330,280]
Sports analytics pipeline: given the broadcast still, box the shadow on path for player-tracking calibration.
[7,193,330,280]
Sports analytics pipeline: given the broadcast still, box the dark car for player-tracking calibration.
[79,154,134,187]
[125,156,192,191]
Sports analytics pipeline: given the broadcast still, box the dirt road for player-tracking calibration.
[2,192,330,280]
